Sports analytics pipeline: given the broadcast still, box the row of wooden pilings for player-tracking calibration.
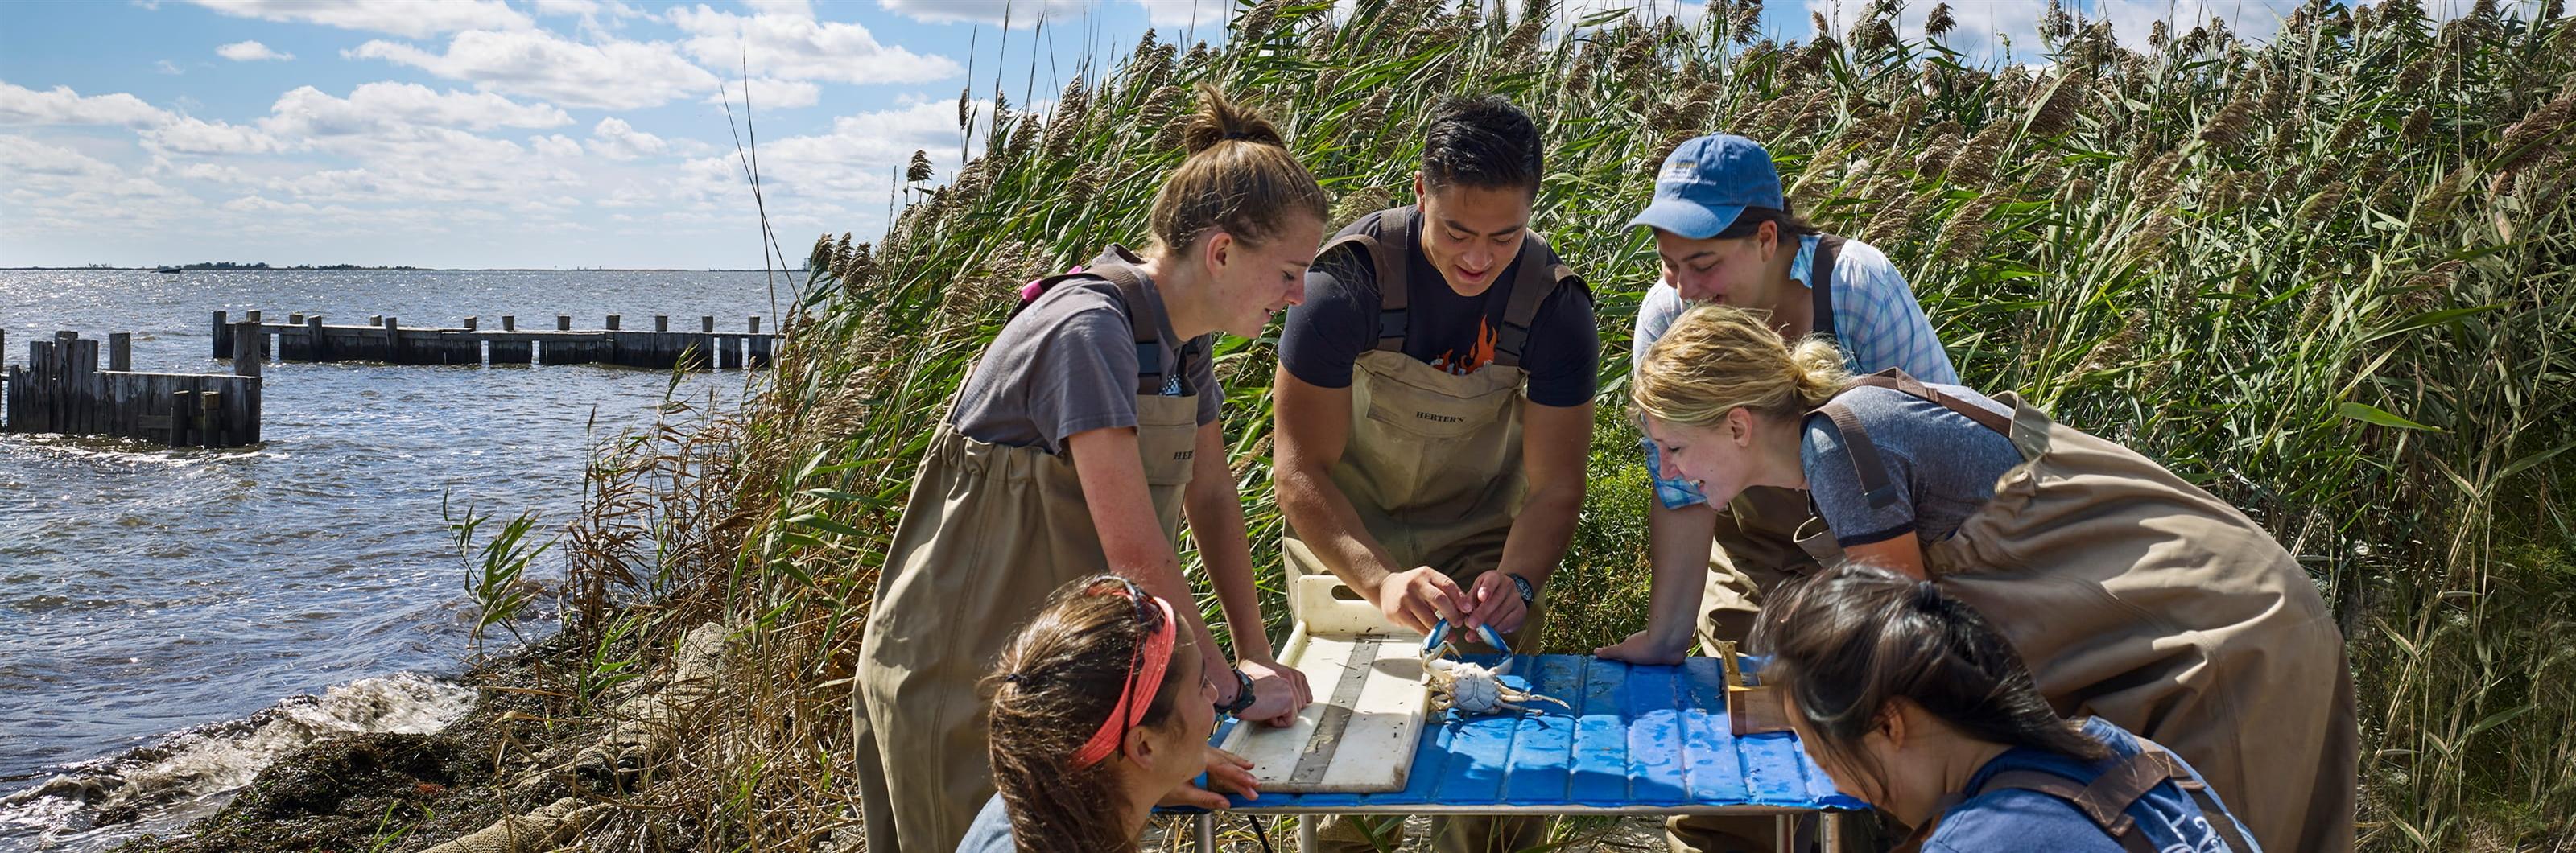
[214,311,778,370]
[2,324,265,448]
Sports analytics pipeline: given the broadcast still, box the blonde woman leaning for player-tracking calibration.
[1630,305,2355,853]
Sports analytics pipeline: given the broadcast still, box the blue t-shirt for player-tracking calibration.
[954,793,1015,852]
[1633,234,1957,509]
[1920,718,2261,853]
[1798,383,2021,547]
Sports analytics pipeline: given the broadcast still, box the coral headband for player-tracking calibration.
[1070,587,1176,769]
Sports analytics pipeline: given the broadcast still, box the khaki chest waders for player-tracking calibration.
[852,247,1204,853]
[1810,371,2357,853]
[1283,207,1584,853]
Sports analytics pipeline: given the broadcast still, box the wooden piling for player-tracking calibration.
[211,311,231,359]
[557,315,572,331]
[232,320,262,378]
[109,332,131,372]
[200,389,221,449]
[383,316,401,365]
[307,315,328,361]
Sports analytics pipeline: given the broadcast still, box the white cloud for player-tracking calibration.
[156,60,187,75]
[181,0,532,39]
[586,117,666,160]
[673,99,966,204]
[531,133,584,157]
[667,5,960,86]
[706,77,821,110]
[877,0,1088,27]
[261,83,572,137]
[142,116,285,155]
[745,0,815,16]
[216,39,294,61]
[0,83,172,128]
[1128,0,1232,28]
[348,30,720,110]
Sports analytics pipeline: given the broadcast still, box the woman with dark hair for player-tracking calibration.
[1630,305,2355,852]
[956,575,1255,853]
[854,84,1326,853]
[1753,562,2260,852]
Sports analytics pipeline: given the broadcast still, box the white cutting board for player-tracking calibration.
[1217,575,1430,793]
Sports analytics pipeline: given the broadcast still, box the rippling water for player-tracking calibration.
[0,270,786,849]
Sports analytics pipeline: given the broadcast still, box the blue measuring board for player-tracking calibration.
[1204,654,1868,814]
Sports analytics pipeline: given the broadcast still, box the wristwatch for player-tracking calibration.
[1217,666,1257,716]
[1507,572,1536,605]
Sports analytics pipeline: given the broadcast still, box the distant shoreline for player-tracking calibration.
[2,267,807,273]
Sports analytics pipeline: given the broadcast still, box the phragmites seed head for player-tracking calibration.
[2403,106,2431,141]
[2181,25,2210,56]
[2074,312,2146,376]
[2029,74,2087,138]
[1138,84,1183,131]
[2150,20,2169,49]
[1502,14,1545,56]
[2353,4,2378,35]
[1331,185,1393,231]
[1184,41,1212,69]
[2041,0,2074,42]
[2496,92,2576,173]
[2296,183,2348,220]
[1856,16,1898,53]
[1042,76,1090,159]
[2198,96,2255,148]
[2122,210,2181,269]
[1926,3,1956,36]
[1731,0,1763,42]
[957,85,973,131]
[1812,10,1831,36]
[906,150,934,183]
[1566,56,1596,94]
[1935,196,2002,262]
[1065,160,1108,204]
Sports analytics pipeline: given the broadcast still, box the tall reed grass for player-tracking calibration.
[539,1,2574,848]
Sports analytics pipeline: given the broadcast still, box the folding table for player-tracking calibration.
[1186,653,1868,852]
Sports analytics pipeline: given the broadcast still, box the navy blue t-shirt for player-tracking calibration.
[1920,718,2260,853]
[1278,207,1600,408]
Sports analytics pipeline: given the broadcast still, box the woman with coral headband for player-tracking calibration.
[958,575,1257,853]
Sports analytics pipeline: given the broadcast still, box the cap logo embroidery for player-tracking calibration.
[1661,161,1698,181]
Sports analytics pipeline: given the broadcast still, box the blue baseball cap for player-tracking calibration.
[1627,134,1785,239]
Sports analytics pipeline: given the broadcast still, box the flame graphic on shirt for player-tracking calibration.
[1429,319,1499,376]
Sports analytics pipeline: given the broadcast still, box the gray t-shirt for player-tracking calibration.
[954,793,1015,852]
[951,275,1221,454]
[1799,384,2021,547]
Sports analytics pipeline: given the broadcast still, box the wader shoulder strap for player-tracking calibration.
[1490,230,1583,369]
[1019,247,1187,397]
[1843,369,2013,436]
[1810,234,1846,340]
[1811,367,2013,513]
[1814,402,1904,511]
[1315,206,1417,355]
[1969,748,2252,853]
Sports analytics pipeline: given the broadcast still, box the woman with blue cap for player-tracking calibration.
[1600,132,1960,853]
[1598,134,1956,668]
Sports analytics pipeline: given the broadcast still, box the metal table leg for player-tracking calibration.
[1195,813,1215,851]
[1820,810,1842,851]
[1298,814,1317,853]
[1776,814,1794,853]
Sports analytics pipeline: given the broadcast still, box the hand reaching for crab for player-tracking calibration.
[1462,571,1529,635]
[1373,566,1468,634]
[1157,746,1259,810]
[1234,658,1311,727]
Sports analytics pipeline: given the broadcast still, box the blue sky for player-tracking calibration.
[0,0,2338,269]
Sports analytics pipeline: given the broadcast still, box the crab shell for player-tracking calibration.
[1425,657,1565,715]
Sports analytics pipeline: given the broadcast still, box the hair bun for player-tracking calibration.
[1179,83,1286,154]
[1913,579,1943,610]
